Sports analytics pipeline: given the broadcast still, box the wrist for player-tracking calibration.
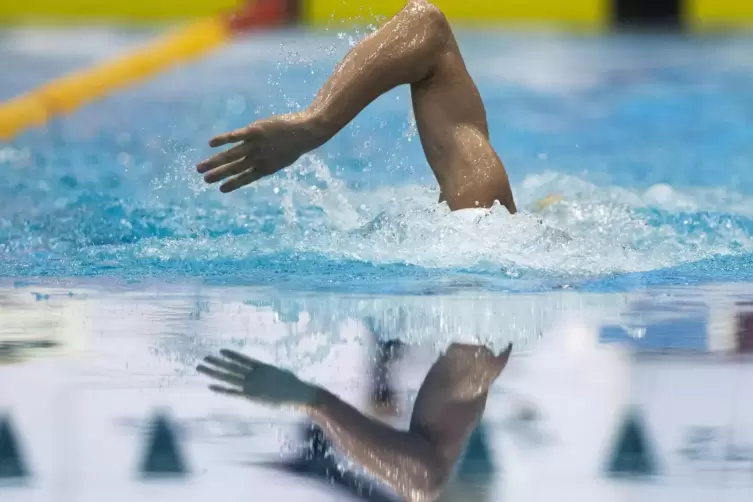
[303,386,328,414]
[302,108,336,148]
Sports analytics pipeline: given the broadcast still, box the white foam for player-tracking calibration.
[264,157,753,276]
[133,153,753,284]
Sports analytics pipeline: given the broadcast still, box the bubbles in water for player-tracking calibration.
[235,157,751,280]
[3,147,753,288]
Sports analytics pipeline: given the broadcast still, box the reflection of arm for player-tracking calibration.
[309,389,446,501]
[304,344,509,501]
[408,354,493,474]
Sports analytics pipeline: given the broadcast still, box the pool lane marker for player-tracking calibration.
[605,407,660,478]
[456,423,496,481]
[0,0,291,141]
[0,415,29,481]
[139,412,189,478]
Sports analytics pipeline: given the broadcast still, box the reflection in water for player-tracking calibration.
[735,302,753,353]
[238,292,632,354]
[3,282,753,501]
[277,317,502,502]
[197,344,513,502]
[364,315,499,502]
[369,335,405,418]
[0,290,87,364]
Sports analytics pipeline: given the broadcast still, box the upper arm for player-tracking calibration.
[408,343,512,462]
[409,366,490,470]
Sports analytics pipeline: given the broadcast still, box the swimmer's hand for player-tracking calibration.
[197,349,318,408]
[196,112,320,193]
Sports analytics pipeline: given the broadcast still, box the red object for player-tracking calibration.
[225,0,291,33]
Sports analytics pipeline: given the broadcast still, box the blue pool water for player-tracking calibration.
[2,29,753,294]
[2,32,753,501]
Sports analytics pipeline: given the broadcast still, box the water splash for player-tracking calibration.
[3,149,753,293]
[3,31,753,292]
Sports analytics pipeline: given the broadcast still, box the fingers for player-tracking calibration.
[197,349,278,397]
[196,364,245,387]
[220,168,268,193]
[203,355,248,376]
[494,343,514,375]
[203,158,252,184]
[197,142,254,174]
[218,349,264,368]
[498,342,513,362]
[209,384,244,396]
[208,125,260,148]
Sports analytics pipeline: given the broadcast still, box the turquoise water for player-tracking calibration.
[2,29,753,294]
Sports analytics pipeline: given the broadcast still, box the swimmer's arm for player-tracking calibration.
[303,1,449,147]
[197,350,447,500]
[405,346,506,472]
[306,389,448,501]
[303,344,513,499]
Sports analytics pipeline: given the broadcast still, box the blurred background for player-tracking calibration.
[1,0,752,28]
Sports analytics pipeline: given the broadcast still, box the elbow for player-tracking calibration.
[409,0,448,26]
[406,0,452,54]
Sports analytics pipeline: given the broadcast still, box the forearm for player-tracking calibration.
[305,388,446,501]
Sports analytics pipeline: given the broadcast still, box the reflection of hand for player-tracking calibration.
[197,349,317,409]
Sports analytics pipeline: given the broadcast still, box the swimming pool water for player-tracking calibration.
[2,30,753,500]
[2,28,753,293]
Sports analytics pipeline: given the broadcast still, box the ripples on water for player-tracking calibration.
[1,31,753,293]
[3,152,753,292]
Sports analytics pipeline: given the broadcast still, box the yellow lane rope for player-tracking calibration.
[0,16,232,140]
